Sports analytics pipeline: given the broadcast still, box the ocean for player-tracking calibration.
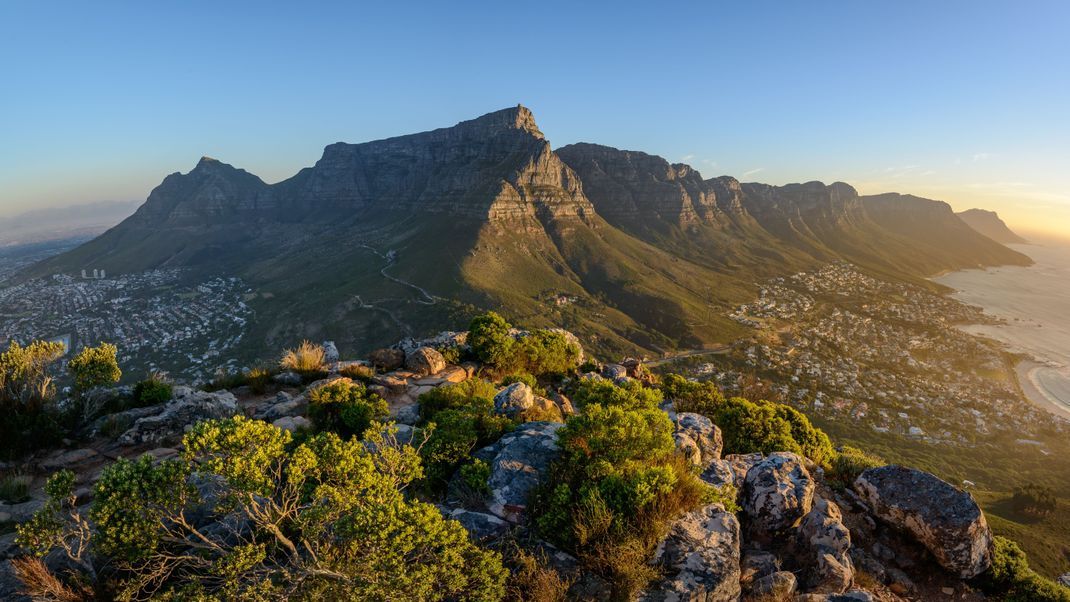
[934,242,1070,417]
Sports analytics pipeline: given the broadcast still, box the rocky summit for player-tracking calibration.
[29,106,1032,364]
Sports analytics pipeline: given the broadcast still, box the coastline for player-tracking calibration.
[1015,360,1070,420]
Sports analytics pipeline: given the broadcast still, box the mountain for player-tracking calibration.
[0,200,139,246]
[956,208,1028,244]
[28,106,1032,358]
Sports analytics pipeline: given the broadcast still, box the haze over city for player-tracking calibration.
[2,0,1069,240]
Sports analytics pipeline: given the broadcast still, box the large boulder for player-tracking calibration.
[743,452,814,536]
[368,347,405,371]
[119,387,239,445]
[797,496,854,594]
[322,340,340,363]
[853,465,992,579]
[700,459,736,489]
[673,412,723,469]
[493,382,535,418]
[483,421,564,523]
[724,452,764,489]
[404,346,446,376]
[639,504,742,602]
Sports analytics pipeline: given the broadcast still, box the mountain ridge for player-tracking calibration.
[957,208,1029,244]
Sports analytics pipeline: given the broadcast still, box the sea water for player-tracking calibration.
[935,243,1070,414]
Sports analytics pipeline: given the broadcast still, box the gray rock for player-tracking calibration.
[483,421,564,522]
[441,507,511,542]
[40,447,98,470]
[322,340,340,363]
[405,346,446,376]
[493,382,535,418]
[797,496,853,593]
[368,347,405,371]
[724,452,764,489]
[272,415,311,433]
[0,559,29,602]
[392,402,421,425]
[752,570,796,600]
[0,499,44,524]
[1058,573,1070,588]
[273,371,303,386]
[639,504,742,602]
[854,465,992,579]
[700,459,736,489]
[602,363,628,380]
[743,452,814,536]
[673,412,722,469]
[258,394,307,421]
[741,549,779,584]
[119,387,239,445]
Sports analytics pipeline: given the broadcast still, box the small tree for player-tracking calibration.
[307,379,388,439]
[469,312,516,368]
[68,342,121,393]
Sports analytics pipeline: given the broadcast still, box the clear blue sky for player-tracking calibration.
[2,1,1069,237]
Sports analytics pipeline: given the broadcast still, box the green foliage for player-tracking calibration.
[500,373,539,392]
[132,376,172,407]
[420,408,513,489]
[1011,484,1058,518]
[418,378,498,421]
[0,340,68,459]
[714,397,835,467]
[556,403,675,467]
[469,312,515,367]
[984,536,1070,602]
[660,373,725,415]
[829,446,885,489]
[569,377,663,411]
[468,312,581,377]
[18,416,508,601]
[460,458,491,495]
[0,473,31,503]
[515,330,582,377]
[68,342,121,392]
[307,379,388,440]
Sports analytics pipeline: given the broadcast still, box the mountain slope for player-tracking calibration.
[29,106,1032,359]
[956,208,1029,244]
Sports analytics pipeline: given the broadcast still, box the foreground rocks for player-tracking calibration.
[796,496,854,594]
[743,452,815,536]
[854,465,992,579]
[476,421,564,523]
[673,412,723,470]
[118,387,239,445]
[640,504,742,602]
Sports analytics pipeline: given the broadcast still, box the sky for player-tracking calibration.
[2,1,1069,239]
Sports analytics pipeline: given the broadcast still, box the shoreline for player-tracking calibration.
[1015,360,1070,420]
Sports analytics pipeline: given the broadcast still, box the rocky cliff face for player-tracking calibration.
[956,208,1028,244]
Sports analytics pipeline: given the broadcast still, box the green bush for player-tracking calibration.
[714,397,835,467]
[1011,484,1058,518]
[660,373,725,415]
[17,417,508,600]
[132,377,172,407]
[460,458,491,494]
[515,330,582,376]
[984,536,1070,602]
[418,378,499,421]
[569,378,663,411]
[468,313,581,377]
[420,407,513,489]
[0,340,67,459]
[828,445,884,489]
[68,342,121,393]
[469,312,516,367]
[307,380,388,439]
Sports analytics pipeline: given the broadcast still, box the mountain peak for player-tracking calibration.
[957,208,1028,244]
[462,104,544,139]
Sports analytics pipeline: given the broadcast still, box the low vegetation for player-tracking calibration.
[0,340,67,459]
[1010,483,1058,519]
[306,379,388,440]
[983,536,1070,602]
[131,374,172,407]
[469,312,581,377]
[279,340,327,375]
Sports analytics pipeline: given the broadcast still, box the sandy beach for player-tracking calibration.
[1015,360,1070,420]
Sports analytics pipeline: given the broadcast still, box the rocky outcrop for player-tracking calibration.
[119,387,239,445]
[673,412,722,470]
[853,465,992,579]
[640,504,742,602]
[478,421,564,523]
[797,497,854,594]
[404,346,446,376]
[492,382,535,418]
[724,453,764,490]
[743,452,814,536]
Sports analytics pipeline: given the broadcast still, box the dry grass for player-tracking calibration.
[12,556,88,602]
[339,364,375,382]
[279,341,326,374]
[0,473,31,503]
[504,545,573,602]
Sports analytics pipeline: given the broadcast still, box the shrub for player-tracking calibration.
[515,330,582,376]
[0,340,67,459]
[660,373,725,415]
[420,407,513,489]
[503,544,573,602]
[828,445,884,489]
[68,342,121,393]
[468,313,581,377]
[1010,484,1058,518]
[569,378,663,411]
[501,372,539,391]
[460,458,491,495]
[469,312,516,367]
[714,397,835,467]
[17,417,508,600]
[0,474,31,503]
[983,536,1070,602]
[339,363,375,383]
[279,340,326,374]
[418,378,498,421]
[307,380,388,439]
[132,376,172,407]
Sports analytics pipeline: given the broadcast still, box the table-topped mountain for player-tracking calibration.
[956,208,1029,244]
[28,105,1032,358]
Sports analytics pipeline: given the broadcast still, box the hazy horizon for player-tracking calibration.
[2,1,1069,239]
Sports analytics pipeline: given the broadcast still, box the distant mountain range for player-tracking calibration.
[28,106,1032,358]
[956,208,1028,244]
[0,200,140,247]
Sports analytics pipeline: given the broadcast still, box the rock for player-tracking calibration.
[258,394,307,421]
[752,570,796,600]
[395,331,467,356]
[371,373,408,394]
[437,365,469,383]
[639,504,742,602]
[547,328,585,363]
[797,592,874,602]
[699,459,735,489]
[743,452,814,536]
[724,452,764,489]
[493,382,535,418]
[620,357,645,379]
[272,416,311,433]
[119,387,239,445]
[40,447,98,470]
[273,371,302,386]
[483,421,564,522]
[0,559,29,602]
[0,499,44,523]
[797,496,853,594]
[602,363,628,380]
[404,346,446,376]
[322,340,340,363]
[740,549,779,584]
[550,391,575,415]
[368,348,405,371]
[853,465,992,578]
[441,507,511,542]
[1059,573,1070,588]
[673,412,722,469]
[392,402,420,425]
[885,567,915,595]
